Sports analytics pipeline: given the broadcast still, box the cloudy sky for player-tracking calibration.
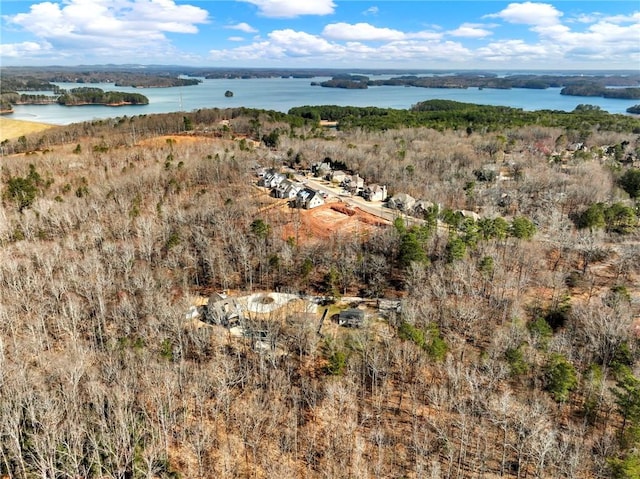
[1,0,638,69]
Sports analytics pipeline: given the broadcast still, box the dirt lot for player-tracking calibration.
[282,202,389,244]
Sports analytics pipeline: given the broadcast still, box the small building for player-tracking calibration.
[363,184,387,202]
[338,309,365,327]
[296,187,325,209]
[342,174,364,193]
[312,162,331,177]
[327,170,348,184]
[259,170,286,188]
[387,192,416,212]
[273,179,302,199]
[205,296,244,327]
[413,200,436,217]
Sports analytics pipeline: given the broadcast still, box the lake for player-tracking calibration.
[8,75,639,125]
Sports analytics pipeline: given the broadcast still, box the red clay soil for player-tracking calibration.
[282,203,389,244]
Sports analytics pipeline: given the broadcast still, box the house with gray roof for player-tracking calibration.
[259,170,286,188]
[363,184,387,202]
[296,187,325,209]
[273,179,302,199]
[387,192,416,212]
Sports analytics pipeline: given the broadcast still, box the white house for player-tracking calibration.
[273,179,302,199]
[328,170,348,184]
[388,193,416,212]
[363,184,388,202]
[296,188,325,209]
[259,171,286,188]
[342,174,365,192]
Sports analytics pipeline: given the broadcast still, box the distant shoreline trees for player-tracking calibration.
[57,87,149,106]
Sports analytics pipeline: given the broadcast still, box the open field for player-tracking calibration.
[0,117,54,141]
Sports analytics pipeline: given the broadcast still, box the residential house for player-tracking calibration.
[387,192,416,212]
[413,200,436,217]
[338,309,365,327]
[205,296,244,327]
[273,179,302,199]
[259,170,286,188]
[296,187,325,209]
[311,161,331,177]
[362,184,387,202]
[327,170,348,184]
[342,174,364,193]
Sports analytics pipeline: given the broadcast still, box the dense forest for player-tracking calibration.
[1,103,640,478]
[289,100,640,133]
[0,69,200,89]
[56,87,149,106]
[316,73,640,96]
[0,84,149,111]
[561,85,640,100]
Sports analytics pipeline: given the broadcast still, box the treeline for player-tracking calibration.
[561,84,640,99]
[0,76,64,94]
[318,73,640,91]
[289,100,640,132]
[57,87,149,106]
[0,69,200,88]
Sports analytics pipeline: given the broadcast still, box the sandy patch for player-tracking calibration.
[0,117,55,140]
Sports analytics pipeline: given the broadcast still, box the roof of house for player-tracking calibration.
[391,192,415,203]
[339,308,365,319]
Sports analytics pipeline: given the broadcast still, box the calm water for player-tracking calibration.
[8,76,639,125]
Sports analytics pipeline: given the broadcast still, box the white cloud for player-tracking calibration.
[0,41,51,58]
[240,0,335,18]
[4,0,208,59]
[225,22,257,33]
[323,23,405,41]
[602,12,640,25]
[486,2,562,26]
[322,22,441,42]
[479,3,639,66]
[363,6,379,16]
[476,39,555,62]
[211,29,342,62]
[448,23,493,38]
[210,28,468,66]
[228,36,246,42]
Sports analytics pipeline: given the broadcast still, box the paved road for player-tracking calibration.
[293,173,424,226]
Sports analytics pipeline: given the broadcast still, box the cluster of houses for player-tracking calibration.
[258,163,391,210]
[257,163,483,223]
[258,170,325,209]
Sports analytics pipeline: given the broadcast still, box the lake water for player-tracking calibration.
[8,76,639,125]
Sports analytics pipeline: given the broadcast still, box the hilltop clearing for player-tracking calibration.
[0,117,54,140]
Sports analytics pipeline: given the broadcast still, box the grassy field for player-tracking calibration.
[0,117,54,141]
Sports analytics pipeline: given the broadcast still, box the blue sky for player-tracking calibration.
[1,1,638,69]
